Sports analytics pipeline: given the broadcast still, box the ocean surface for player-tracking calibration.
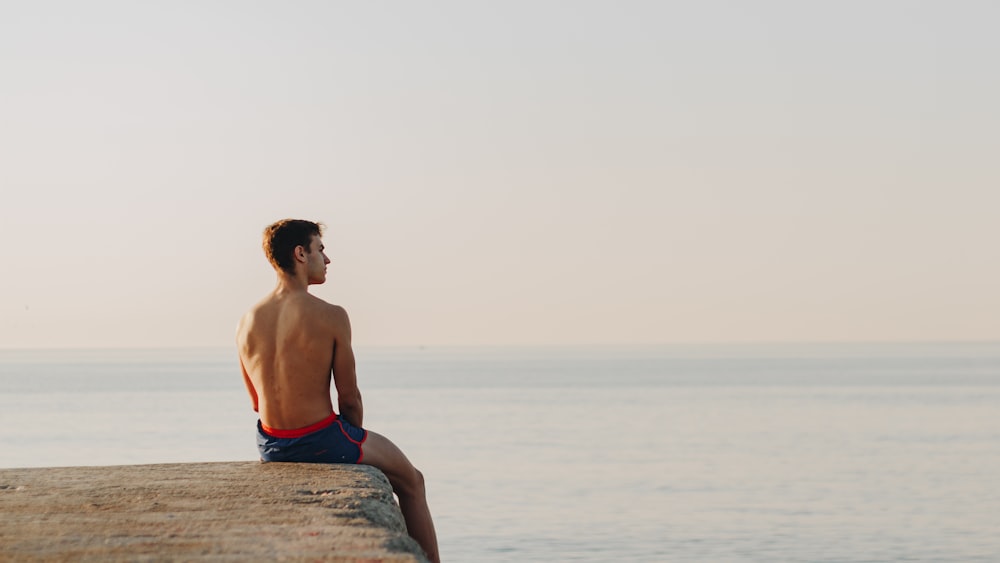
[2,342,999,562]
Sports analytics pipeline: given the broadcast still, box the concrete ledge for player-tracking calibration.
[0,462,427,562]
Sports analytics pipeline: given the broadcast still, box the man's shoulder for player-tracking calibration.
[236,301,265,332]
[302,293,344,312]
[238,296,274,326]
[302,294,350,323]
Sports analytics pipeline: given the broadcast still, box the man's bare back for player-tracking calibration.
[238,220,439,562]
[237,290,362,431]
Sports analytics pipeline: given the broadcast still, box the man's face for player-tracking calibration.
[306,235,331,284]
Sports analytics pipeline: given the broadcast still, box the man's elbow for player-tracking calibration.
[339,391,363,425]
[339,390,363,411]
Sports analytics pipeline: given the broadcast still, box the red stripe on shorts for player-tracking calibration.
[261,412,338,439]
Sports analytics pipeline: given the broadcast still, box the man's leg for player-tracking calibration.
[361,430,440,563]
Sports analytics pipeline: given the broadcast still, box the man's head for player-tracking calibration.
[262,219,327,279]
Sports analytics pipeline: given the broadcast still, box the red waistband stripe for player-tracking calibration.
[261,412,338,439]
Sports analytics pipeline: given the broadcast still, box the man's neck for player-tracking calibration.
[274,272,310,295]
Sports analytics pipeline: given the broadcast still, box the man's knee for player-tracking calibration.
[395,466,425,498]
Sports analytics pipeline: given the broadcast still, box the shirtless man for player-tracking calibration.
[236,219,439,562]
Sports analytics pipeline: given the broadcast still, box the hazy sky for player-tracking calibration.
[1,1,997,348]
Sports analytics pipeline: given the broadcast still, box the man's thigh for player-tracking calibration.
[361,430,421,491]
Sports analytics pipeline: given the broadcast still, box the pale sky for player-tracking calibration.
[1,1,997,348]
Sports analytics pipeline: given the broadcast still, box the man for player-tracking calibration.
[236,219,439,562]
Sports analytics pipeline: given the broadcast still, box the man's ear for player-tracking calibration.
[294,245,307,263]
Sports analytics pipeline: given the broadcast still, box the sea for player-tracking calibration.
[1,342,999,562]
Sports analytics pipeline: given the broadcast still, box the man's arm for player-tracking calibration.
[331,305,363,427]
[240,356,259,413]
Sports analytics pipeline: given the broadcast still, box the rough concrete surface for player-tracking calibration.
[0,462,428,562]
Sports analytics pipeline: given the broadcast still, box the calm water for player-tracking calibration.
[2,343,1000,562]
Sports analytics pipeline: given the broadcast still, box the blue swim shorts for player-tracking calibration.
[257,412,367,464]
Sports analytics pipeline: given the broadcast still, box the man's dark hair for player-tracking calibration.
[262,219,324,275]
